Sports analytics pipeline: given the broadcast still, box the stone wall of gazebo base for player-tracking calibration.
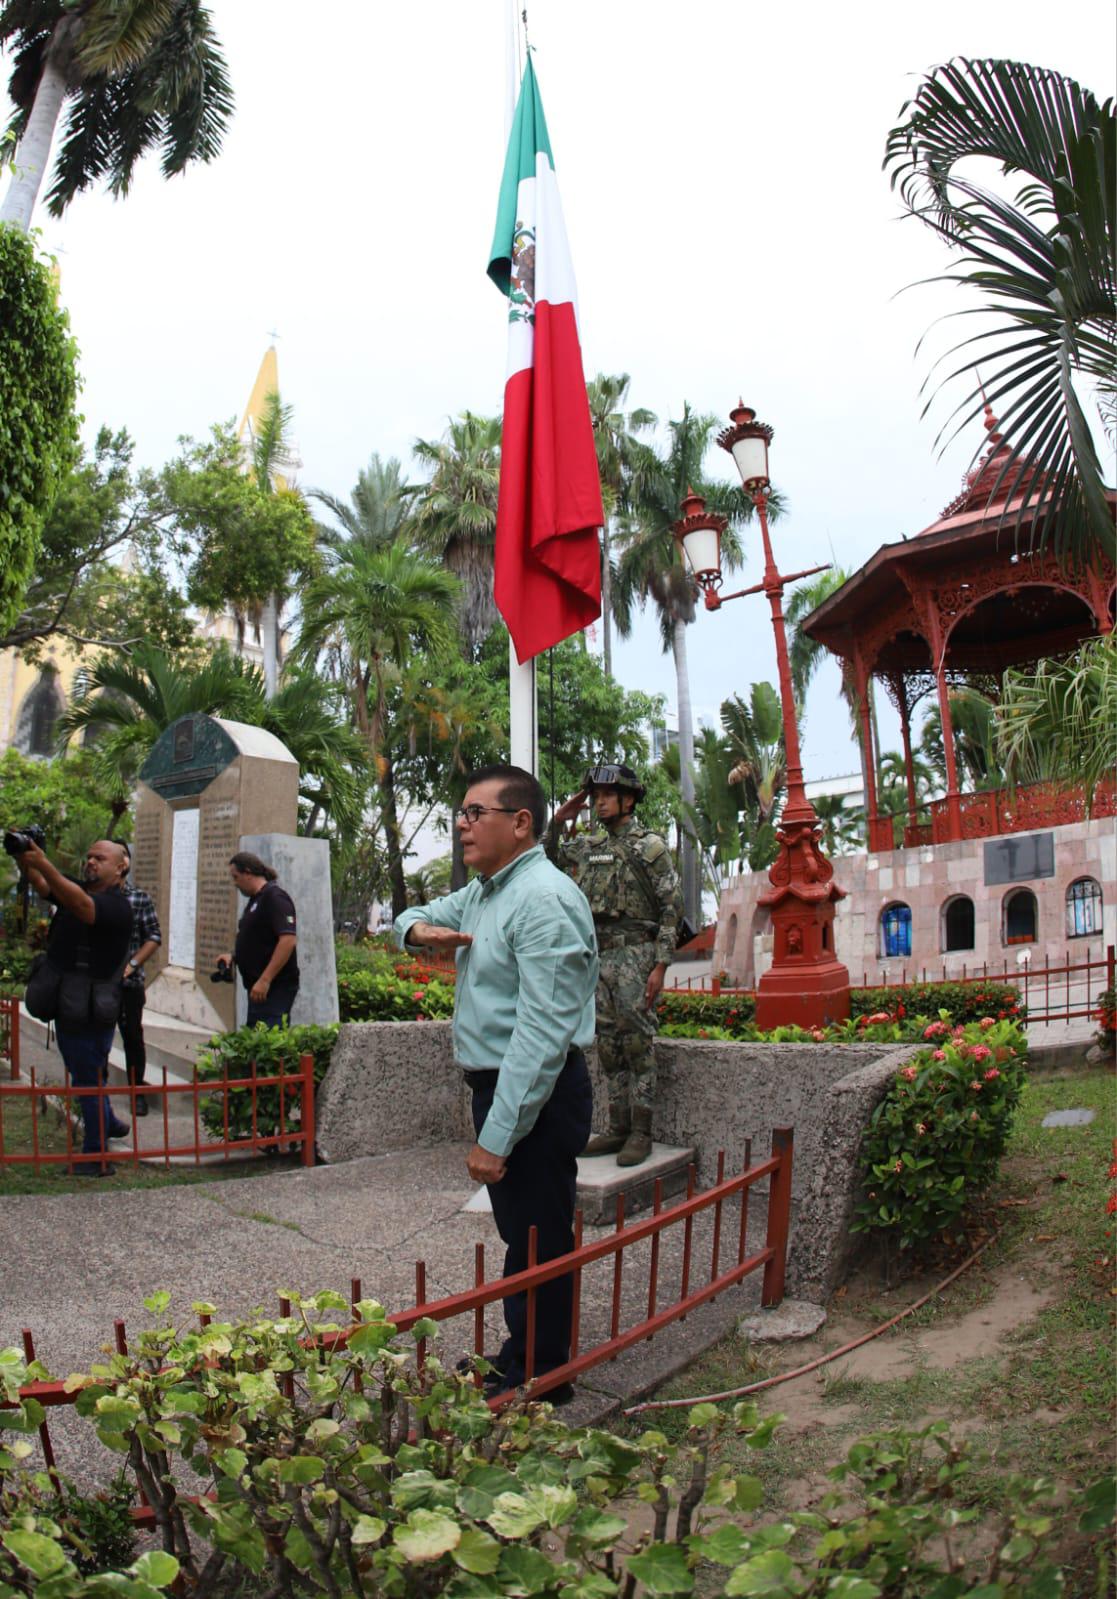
[315,1021,910,1300]
[714,816,1115,989]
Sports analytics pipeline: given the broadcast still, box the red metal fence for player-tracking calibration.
[6,1129,794,1522]
[1,996,18,1080]
[0,1052,316,1173]
[665,946,1115,1027]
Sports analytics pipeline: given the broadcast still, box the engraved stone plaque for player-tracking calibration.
[168,806,200,968]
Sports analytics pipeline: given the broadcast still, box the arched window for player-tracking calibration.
[880,903,912,959]
[14,670,64,757]
[725,913,738,959]
[1004,888,1037,946]
[942,895,975,953]
[1066,878,1102,938]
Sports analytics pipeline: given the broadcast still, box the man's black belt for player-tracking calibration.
[463,1069,499,1089]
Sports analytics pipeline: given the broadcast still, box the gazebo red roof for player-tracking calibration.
[800,407,1116,678]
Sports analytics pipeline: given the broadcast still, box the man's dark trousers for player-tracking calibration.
[55,1025,120,1155]
[470,1049,593,1387]
[118,985,146,1087]
[246,982,299,1027]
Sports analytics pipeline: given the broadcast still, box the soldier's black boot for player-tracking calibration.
[617,1107,653,1167]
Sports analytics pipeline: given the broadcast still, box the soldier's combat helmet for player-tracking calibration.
[583,763,646,802]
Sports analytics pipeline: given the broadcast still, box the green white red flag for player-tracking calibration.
[488,58,603,663]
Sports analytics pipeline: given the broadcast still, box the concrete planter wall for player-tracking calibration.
[316,1023,913,1300]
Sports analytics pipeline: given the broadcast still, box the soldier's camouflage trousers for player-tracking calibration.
[596,940,658,1115]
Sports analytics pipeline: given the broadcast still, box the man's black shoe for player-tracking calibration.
[107,1120,131,1140]
[455,1355,507,1389]
[68,1161,115,1177]
[134,1094,149,1117]
[490,1379,576,1407]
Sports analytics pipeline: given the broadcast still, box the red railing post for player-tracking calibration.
[1108,944,1115,994]
[299,1052,316,1167]
[761,1126,794,1308]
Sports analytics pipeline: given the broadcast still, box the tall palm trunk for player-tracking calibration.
[601,520,613,678]
[0,43,69,228]
[261,592,280,699]
[378,755,408,919]
[671,616,700,927]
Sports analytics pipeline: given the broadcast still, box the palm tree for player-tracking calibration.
[785,565,879,838]
[55,642,368,839]
[995,634,1117,804]
[1,0,233,229]
[586,373,656,678]
[310,454,408,556]
[246,389,302,700]
[811,793,865,856]
[722,685,786,871]
[409,413,501,655]
[296,542,459,916]
[885,58,1115,565]
[613,405,757,925]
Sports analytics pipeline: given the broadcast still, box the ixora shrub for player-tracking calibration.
[1095,983,1116,1049]
[1,1311,1111,1598]
[336,943,456,1024]
[195,1022,339,1142]
[851,981,1022,1027]
[660,982,1023,1045]
[852,1016,1028,1253]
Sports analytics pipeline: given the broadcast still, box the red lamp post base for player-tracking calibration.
[754,817,851,1031]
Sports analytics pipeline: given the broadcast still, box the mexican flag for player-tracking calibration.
[488,58,603,663]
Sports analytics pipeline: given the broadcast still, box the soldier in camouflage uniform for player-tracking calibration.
[548,765,682,1167]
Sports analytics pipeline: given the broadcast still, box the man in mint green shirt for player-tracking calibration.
[396,764,597,1401]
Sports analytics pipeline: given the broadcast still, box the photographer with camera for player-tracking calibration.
[6,829,134,1175]
[216,852,298,1026]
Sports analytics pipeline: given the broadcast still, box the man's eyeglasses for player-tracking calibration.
[453,804,519,825]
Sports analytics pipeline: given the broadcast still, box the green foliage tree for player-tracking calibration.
[995,633,1117,803]
[158,421,318,653]
[885,57,1116,565]
[310,453,409,556]
[0,0,233,228]
[722,684,786,870]
[296,542,460,916]
[56,642,369,841]
[0,223,79,635]
[586,372,656,678]
[0,748,124,913]
[408,412,502,655]
[0,427,194,660]
[811,791,865,856]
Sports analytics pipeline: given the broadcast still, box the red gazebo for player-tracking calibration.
[800,407,1116,851]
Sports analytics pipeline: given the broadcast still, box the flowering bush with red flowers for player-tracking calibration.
[1095,983,1116,1048]
[852,1016,1028,1252]
[852,980,1023,1027]
[335,943,455,1023]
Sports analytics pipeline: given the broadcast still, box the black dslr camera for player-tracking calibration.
[3,823,47,857]
[210,958,235,985]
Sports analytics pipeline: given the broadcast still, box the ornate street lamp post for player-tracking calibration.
[671,404,851,1029]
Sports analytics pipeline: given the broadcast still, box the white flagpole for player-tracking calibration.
[504,0,538,777]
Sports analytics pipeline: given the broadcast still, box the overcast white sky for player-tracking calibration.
[7,0,1115,780]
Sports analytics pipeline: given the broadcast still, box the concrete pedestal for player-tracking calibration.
[576,1142,696,1225]
[237,834,339,1028]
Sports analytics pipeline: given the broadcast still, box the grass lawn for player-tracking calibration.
[619,1063,1116,1594]
[0,1091,301,1195]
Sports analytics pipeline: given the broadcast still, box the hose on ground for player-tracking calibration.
[623,1228,1002,1416]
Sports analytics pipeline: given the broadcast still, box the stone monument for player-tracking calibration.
[134,714,337,1032]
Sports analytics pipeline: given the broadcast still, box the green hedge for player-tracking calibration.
[658,980,1021,1041]
[851,981,1023,1026]
[195,1022,339,1142]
